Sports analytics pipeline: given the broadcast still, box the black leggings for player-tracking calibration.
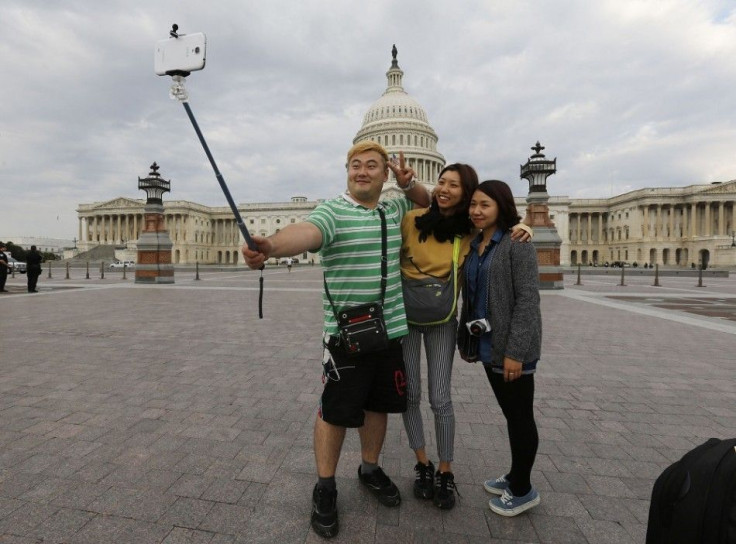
[484,367,538,497]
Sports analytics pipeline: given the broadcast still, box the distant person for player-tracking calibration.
[287,257,293,273]
[457,180,542,517]
[26,245,42,293]
[0,242,9,292]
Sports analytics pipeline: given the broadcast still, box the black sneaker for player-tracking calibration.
[413,461,435,500]
[358,466,401,507]
[311,483,338,538]
[433,471,458,510]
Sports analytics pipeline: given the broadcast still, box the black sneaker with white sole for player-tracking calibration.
[433,471,458,509]
[311,483,338,538]
[358,466,401,507]
[413,461,435,500]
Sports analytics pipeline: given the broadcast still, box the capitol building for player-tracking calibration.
[76,49,736,269]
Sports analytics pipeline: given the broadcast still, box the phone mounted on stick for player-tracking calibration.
[156,24,264,317]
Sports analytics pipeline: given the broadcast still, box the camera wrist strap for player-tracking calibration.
[323,206,387,322]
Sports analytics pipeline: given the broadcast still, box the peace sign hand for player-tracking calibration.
[388,151,416,188]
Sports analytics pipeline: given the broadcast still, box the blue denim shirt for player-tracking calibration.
[464,230,503,363]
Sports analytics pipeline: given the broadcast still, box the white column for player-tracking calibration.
[643,207,649,238]
[718,202,725,235]
[704,202,711,236]
[690,203,697,237]
[668,206,675,239]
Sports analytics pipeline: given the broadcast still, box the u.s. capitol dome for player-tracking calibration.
[353,46,445,193]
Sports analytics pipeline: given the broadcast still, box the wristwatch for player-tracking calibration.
[400,177,417,191]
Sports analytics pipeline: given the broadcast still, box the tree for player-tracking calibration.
[4,241,26,261]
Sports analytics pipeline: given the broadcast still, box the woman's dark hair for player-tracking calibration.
[415,163,479,243]
[475,179,521,233]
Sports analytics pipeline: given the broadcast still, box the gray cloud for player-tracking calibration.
[1,0,735,238]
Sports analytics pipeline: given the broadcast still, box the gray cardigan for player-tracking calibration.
[459,233,542,368]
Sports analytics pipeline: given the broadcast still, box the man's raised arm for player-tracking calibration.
[242,222,323,270]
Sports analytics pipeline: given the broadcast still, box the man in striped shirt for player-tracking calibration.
[243,141,429,539]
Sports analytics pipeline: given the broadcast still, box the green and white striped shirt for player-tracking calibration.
[308,193,412,339]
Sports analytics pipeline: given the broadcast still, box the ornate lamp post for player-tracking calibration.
[135,162,175,284]
[520,142,564,289]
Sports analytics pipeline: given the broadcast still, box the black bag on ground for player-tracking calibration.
[646,437,736,544]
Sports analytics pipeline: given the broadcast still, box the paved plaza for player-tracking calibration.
[1,265,735,543]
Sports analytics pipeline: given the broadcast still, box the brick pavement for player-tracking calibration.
[0,267,734,543]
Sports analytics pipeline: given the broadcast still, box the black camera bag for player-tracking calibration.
[335,302,388,355]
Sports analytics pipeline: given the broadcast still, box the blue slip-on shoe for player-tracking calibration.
[489,487,540,517]
[483,474,510,496]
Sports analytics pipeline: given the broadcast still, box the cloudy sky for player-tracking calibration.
[2,0,735,240]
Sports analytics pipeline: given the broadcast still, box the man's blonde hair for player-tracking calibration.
[346,141,389,170]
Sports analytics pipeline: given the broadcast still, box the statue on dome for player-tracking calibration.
[392,44,397,61]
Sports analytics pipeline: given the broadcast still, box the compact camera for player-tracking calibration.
[466,318,491,337]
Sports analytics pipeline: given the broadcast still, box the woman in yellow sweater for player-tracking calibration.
[400,164,530,509]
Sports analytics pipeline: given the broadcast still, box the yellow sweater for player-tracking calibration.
[400,208,473,281]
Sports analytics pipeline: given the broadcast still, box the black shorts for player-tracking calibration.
[319,337,407,428]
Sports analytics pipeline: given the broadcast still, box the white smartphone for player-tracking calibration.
[154,32,207,76]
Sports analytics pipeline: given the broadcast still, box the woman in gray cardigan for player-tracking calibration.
[457,179,542,517]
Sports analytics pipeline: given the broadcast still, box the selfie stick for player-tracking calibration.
[168,74,264,318]
[169,77,256,251]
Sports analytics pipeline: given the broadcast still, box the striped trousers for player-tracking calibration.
[401,319,457,462]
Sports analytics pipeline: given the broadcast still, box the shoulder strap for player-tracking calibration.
[377,207,388,302]
[450,235,461,306]
[452,235,461,265]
